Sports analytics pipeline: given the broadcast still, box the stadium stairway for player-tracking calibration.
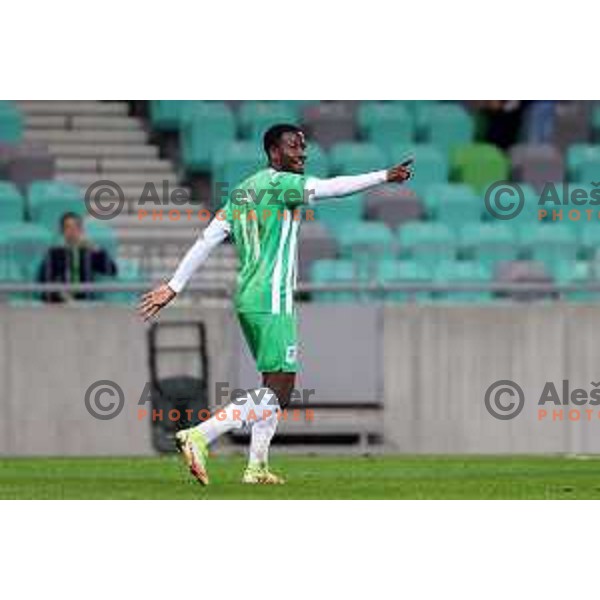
[15,101,238,290]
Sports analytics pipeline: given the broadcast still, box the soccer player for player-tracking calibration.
[138,123,412,485]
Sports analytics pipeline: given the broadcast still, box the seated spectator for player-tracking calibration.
[37,212,117,303]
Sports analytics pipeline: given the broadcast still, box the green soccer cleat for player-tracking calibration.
[175,428,209,486]
[242,464,286,485]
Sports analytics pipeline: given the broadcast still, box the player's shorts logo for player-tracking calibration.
[286,345,297,363]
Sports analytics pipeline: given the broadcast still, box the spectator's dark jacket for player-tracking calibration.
[37,244,117,303]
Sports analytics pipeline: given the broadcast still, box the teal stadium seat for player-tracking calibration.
[335,222,394,267]
[388,144,449,190]
[180,102,236,173]
[238,101,299,142]
[0,258,26,302]
[376,259,431,302]
[0,181,25,223]
[459,223,518,270]
[85,220,118,259]
[0,101,24,143]
[592,105,600,142]
[527,224,578,279]
[329,142,387,175]
[566,144,600,181]
[357,102,414,150]
[581,227,600,260]
[422,104,474,152]
[398,222,456,268]
[312,193,363,233]
[310,259,359,302]
[407,101,443,138]
[559,261,599,302]
[28,181,84,230]
[305,143,329,178]
[0,223,53,280]
[420,183,478,221]
[211,142,265,203]
[100,258,142,304]
[433,260,493,303]
[433,184,482,227]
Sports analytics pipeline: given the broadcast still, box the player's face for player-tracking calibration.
[277,131,306,174]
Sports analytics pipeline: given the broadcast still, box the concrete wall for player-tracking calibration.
[1,302,600,455]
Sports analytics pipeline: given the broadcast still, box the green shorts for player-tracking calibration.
[237,312,299,373]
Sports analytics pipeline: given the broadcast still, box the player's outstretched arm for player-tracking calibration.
[306,158,413,202]
[137,218,230,321]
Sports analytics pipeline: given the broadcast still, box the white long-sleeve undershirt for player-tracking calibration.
[306,170,388,201]
[167,169,389,293]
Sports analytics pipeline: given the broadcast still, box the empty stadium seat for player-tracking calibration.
[335,222,394,263]
[387,144,449,187]
[297,222,338,281]
[100,258,141,304]
[28,180,84,229]
[526,224,578,279]
[357,102,414,149]
[312,193,364,233]
[566,144,600,182]
[85,220,118,259]
[435,188,482,227]
[0,181,25,223]
[376,259,431,302]
[329,142,387,175]
[238,101,299,141]
[451,143,510,194]
[591,104,600,142]
[364,185,424,229]
[0,223,53,280]
[422,104,474,151]
[459,222,519,269]
[305,143,330,178]
[433,260,493,303]
[420,183,478,220]
[555,260,598,302]
[310,259,359,302]
[211,142,265,201]
[302,102,357,149]
[180,103,236,173]
[0,102,24,143]
[398,222,456,267]
[510,144,564,191]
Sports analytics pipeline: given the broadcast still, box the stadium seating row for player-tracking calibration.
[309,258,596,303]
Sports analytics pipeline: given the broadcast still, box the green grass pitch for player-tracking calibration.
[1,455,600,499]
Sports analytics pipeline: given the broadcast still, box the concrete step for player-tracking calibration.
[55,157,99,172]
[16,101,129,116]
[47,144,159,159]
[56,172,179,187]
[55,157,176,176]
[25,115,68,129]
[71,115,143,130]
[99,158,175,173]
[25,129,147,145]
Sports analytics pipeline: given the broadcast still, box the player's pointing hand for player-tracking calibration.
[137,283,176,321]
[386,158,414,183]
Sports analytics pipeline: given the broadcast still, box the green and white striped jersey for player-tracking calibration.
[222,168,308,314]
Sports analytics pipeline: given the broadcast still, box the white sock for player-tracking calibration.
[194,387,279,445]
[249,408,279,468]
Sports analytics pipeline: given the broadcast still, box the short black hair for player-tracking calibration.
[60,212,82,231]
[263,123,303,156]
